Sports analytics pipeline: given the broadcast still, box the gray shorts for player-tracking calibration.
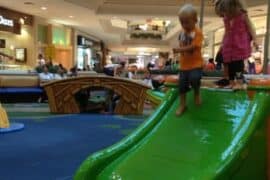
[179,68,202,94]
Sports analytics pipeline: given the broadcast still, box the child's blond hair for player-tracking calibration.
[178,4,198,23]
[215,0,247,17]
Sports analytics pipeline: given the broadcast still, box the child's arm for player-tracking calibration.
[244,14,258,49]
[173,44,196,53]
[173,30,203,54]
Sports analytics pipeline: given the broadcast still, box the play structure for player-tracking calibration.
[146,90,165,108]
[42,76,150,115]
[74,77,270,179]
[0,103,24,133]
[0,103,9,128]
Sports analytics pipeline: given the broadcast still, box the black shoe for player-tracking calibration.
[215,78,230,87]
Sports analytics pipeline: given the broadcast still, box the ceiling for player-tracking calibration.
[0,0,268,54]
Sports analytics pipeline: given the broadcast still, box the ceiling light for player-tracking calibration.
[138,52,151,56]
[111,18,127,29]
[41,6,47,10]
[253,9,264,12]
[127,47,156,52]
[24,2,34,5]
[165,20,171,27]
[139,24,148,31]
[69,15,74,18]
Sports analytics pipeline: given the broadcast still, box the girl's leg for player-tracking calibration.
[228,62,236,88]
[234,60,245,89]
[223,63,229,80]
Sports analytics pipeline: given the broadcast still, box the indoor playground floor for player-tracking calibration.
[0,103,149,180]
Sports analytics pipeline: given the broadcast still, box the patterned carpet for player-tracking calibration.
[0,103,150,180]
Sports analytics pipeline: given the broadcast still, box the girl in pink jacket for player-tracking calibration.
[215,0,258,89]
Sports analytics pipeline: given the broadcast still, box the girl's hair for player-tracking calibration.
[215,0,247,17]
[178,4,198,22]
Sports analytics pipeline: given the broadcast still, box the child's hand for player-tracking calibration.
[253,41,259,50]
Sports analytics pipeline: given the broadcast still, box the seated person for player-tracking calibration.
[204,58,216,71]
[142,70,153,88]
[69,66,78,77]
[114,61,128,77]
[104,63,118,76]
[103,62,131,113]
[38,65,54,103]
[104,62,132,79]
[128,65,138,79]
[39,65,54,85]
[151,75,165,91]
[54,66,67,80]
[58,63,67,73]
[147,62,155,71]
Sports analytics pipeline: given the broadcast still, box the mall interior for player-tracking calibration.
[1,0,270,179]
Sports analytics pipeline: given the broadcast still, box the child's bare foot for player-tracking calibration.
[175,106,187,116]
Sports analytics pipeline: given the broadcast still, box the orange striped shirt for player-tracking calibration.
[178,27,203,70]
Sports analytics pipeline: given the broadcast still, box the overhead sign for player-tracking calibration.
[77,35,94,47]
[0,7,33,34]
[82,37,93,46]
[0,15,14,27]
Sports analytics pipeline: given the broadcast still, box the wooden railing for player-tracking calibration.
[42,76,150,115]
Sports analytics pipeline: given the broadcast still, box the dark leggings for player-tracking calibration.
[227,60,244,81]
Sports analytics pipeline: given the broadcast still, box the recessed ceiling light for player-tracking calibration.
[24,2,34,5]
[69,15,74,18]
[165,20,171,27]
[41,6,47,10]
[253,9,264,12]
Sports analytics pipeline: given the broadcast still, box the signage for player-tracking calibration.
[77,35,94,47]
[0,7,33,34]
[82,37,93,46]
[0,15,14,27]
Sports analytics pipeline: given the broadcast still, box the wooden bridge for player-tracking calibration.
[42,76,150,115]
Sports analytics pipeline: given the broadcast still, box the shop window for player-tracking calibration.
[37,25,48,44]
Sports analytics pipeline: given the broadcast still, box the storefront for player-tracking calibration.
[74,31,104,71]
[0,7,34,69]
[36,20,106,71]
[77,35,94,70]
[36,19,73,70]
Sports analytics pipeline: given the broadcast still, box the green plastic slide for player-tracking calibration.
[75,88,270,180]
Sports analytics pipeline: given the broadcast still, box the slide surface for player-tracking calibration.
[75,89,270,179]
